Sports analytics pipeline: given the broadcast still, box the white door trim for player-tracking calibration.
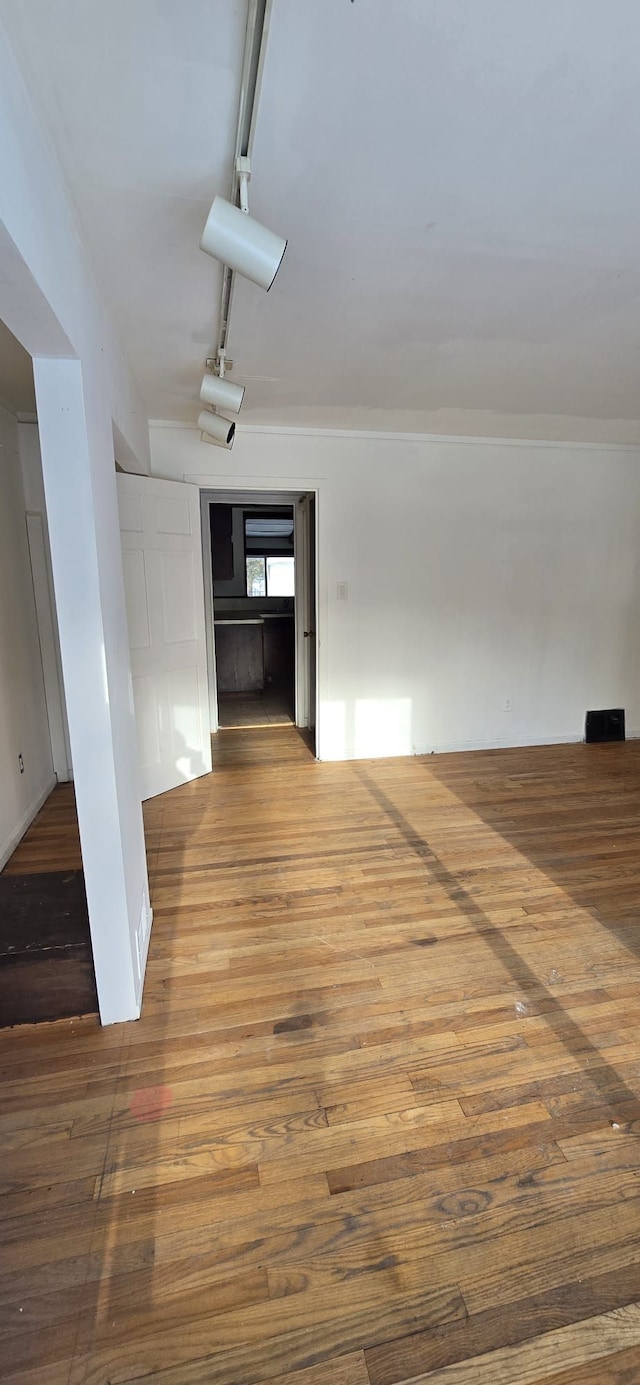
[199,486,319,750]
[294,496,310,727]
[25,510,72,781]
[200,495,219,733]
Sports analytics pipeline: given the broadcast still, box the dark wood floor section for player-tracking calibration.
[3,732,640,1382]
[0,786,96,1028]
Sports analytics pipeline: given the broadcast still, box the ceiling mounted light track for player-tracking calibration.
[197,409,235,448]
[197,0,277,440]
[200,157,286,291]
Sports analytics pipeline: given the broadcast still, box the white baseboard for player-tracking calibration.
[318,734,585,762]
[134,885,154,1011]
[136,908,153,1006]
[415,733,584,756]
[0,775,57,871]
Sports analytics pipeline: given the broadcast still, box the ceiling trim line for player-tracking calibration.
[147,419,640,454]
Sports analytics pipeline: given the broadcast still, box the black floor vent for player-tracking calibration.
[585,708,625,743]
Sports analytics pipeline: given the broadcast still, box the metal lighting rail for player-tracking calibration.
[214,0,273,367]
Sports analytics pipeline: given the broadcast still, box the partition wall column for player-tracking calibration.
[33,358,150,1024]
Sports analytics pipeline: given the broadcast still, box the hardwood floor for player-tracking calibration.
[0,785,96,1027]
[3,783,82,876]
[3,730,640,1382]
[218,687,295,728]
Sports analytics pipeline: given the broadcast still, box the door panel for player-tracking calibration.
[122,550,151,648]
[118,474,211,800]
[159,551,198,643]
[155,496,191,534]
[132,673,161,768]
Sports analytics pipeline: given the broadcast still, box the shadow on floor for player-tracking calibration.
[355,751,640,1123]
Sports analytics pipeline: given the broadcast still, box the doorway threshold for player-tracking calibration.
[218,690,294,729]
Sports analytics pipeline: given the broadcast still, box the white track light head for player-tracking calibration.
[197,409,235,448]
[200,372,245,414]
[200,196,286,291]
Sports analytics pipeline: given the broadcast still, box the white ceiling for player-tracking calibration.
[4,0,640,441]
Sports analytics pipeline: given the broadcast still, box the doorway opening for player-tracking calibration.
[201,489,317,754]
[0,318,95,1027]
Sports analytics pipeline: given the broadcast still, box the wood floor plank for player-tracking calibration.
[365,1263,640,1384]
[143,1291,463,1385]
[253,1354,370,1385]
[326,1100,557,1193]
[2,1363,73,1385]
[4,732,640,1381]
[526,1343,640,1384]
[70,1282,466,1385]
[373,1301,640,1384]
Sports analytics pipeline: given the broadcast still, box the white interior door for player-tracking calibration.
[117,473,211,800]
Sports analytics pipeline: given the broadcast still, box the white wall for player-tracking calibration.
[0,402,54,866]
[151,424,640,761]
[0,21,151,1022]
[18,419,72,782]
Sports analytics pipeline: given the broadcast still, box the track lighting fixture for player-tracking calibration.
[200,351,245,414]
[200,371,244,413]
[197,409,235,448]
[200,157,287,291]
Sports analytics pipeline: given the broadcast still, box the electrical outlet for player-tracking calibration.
[503,698,512,712]
[18,753,24,774]
[336,581,348,601]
